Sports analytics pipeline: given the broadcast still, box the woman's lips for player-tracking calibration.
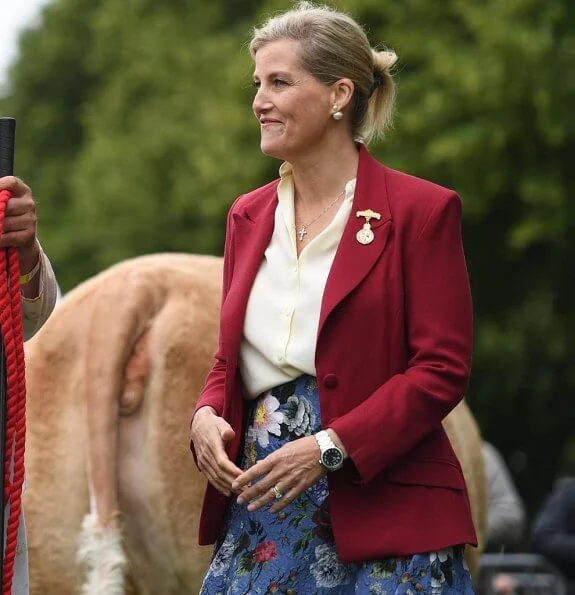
[260,118,282,126]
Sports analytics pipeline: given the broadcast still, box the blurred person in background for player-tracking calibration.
[491,573,521,595]
[531,476,575,594]
[190,1,478,593]
[483,441,526,552]
[482,442,526,595]
[0,175,59,594]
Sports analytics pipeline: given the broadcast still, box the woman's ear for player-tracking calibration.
[331,78,355,111]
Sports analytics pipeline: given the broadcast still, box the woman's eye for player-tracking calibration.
[252,79,288,90]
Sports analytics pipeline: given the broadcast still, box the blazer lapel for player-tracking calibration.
[224,184,278,365]
[318,146,393,337]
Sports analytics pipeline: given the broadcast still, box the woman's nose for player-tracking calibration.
[252,85,269,115]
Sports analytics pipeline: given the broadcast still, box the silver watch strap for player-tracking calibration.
[315,430,336,452]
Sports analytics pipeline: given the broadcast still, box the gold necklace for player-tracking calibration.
[296,188,346,241]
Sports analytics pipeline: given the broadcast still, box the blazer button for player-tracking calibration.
[323,374,339,389]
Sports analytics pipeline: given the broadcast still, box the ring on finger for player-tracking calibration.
[271,485,283,500]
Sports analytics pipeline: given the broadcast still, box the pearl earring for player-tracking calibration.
[332,105,344,121]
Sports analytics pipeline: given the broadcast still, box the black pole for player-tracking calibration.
[0,116,16,591]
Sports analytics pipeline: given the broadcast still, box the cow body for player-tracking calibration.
[23,253,485,593]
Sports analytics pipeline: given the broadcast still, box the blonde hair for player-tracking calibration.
[249,1,397,143]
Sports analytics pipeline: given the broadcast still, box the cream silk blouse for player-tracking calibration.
[239,163,356,399]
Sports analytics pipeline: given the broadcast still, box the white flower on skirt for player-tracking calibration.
[208,533,235,577]
[430,549,450,564]
[249,395,284,448]
[310,543,351,588]
[284,395,316,436]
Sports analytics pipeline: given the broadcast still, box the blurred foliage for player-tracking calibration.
[1,0,574,517]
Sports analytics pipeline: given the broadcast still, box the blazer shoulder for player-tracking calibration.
[380,165,462,229]
[384,165,459,207]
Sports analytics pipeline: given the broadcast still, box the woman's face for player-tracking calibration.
[252,39,336,162]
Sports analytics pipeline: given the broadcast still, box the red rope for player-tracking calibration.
[0,188,27,594]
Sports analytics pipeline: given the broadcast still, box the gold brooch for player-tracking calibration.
[355,209,381,245]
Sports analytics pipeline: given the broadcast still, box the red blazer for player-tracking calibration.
[192,145,477,562]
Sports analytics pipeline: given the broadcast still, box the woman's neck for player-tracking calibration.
[289,139,360,208]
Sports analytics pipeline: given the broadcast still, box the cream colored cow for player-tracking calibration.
[23,253,486,594]
[445,400,487,577]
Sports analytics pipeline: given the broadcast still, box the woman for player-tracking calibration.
[190,2,477,593]
[0,174,59,594]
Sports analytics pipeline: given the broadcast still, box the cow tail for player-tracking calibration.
[77,273,156,595]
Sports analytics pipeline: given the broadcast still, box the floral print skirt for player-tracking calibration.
[200,375,475,594]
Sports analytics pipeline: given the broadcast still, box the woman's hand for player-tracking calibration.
[0,177,40,273]
[232,435,326,513]
[190,406,243,497]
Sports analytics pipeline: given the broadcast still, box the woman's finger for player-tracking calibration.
[198,443,242,492]
[204,443,243,486]
[199,450,231,482]
[232,457,273,493]
[212,479,233,497]
[199,452,238,495]
[245,477,292,512]
[239,471,281,509]
[214,452,243,478]
[204,470,233,497]
[235,469,277,504]
[269,482,304,513]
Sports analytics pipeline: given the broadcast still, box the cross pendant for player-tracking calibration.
[298,226,307,241]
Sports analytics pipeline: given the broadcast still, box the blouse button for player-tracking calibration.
[323,374,339,389]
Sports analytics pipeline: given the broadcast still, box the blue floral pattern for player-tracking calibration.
[200,375,475,594]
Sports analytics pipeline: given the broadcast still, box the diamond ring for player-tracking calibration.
[271,485,283,500]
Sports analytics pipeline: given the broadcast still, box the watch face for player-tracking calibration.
[322,447,344,470]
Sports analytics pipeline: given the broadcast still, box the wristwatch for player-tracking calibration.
[315,430,344,472]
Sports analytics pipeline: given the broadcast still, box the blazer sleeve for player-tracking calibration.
[192,202,239,419]
[330,192,474,484]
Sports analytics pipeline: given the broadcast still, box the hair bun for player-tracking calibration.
[372,49,398,72]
